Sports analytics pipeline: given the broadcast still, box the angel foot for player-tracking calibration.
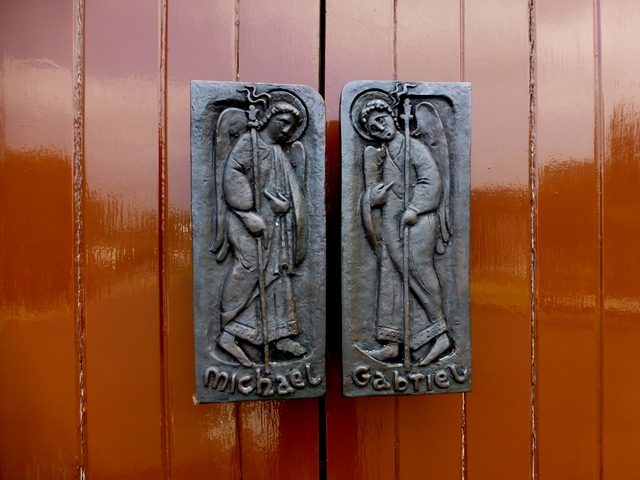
[275,338,306,356]
[219,332,253,367]
[365,342,399,362]
[417,333,451,366]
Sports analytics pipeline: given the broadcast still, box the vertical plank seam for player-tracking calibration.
[593,0,605,477]
[318,0,326,98]
[158,0,172,478]
[318,1,328,478]
[393,3,399,478]
[237,404,244,480]
[73,0,87,477]
[235,0,241,81]
[235,1,244,477]
[459,0,465,85]
[528,0,539,479]
[393,0,398,81]
[460,1,467,478]
[394,398,400,480]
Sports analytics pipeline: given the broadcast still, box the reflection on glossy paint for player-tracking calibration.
[0,1,78,476]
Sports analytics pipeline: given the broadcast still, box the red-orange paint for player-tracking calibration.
[535,0,599,477]
[602,0,640,476]
[83,0,163,477]
[464,1,533,478]
[0,0,78,477]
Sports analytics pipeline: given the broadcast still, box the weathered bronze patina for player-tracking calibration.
[192,81,326,403]
[341,81,471,397]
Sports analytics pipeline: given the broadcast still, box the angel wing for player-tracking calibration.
[288,140,306,188]
[210,107,249,261]
[411,102,451,254]
[285,140,309,264]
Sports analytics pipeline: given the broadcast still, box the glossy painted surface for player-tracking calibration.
[83,0,163,477]
[324,2,396,478]
[167,0,321,478]
[464,1,533,478]
[236,2,321,477]
[4,0,640,478]
[325,2,464,479]
[167,1,240,478]
[601,0,640,477]
[535,0,599,477]
[0,0,79,477]
[396,2,464,478]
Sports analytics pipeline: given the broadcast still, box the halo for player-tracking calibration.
[265,89,309,143]
[350,89,395,141]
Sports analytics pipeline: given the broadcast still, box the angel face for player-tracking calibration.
[263,112,298,144]
[365,111,397,142]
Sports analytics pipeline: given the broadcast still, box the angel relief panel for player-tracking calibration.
[192,82,326,403]
[341,81,471,397]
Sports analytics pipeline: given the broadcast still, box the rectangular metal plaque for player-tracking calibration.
[192,81,326,403]
[341,81,471,397]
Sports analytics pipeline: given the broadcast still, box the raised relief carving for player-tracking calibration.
[192,82,326,403]
[341,81,471,397]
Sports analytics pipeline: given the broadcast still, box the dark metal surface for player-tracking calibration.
[192,81,326,403]
[341,80,471,397]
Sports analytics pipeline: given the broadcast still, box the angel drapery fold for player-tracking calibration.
[212,122,308,345]
[360,115,448,350]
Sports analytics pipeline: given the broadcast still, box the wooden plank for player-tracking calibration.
[601,0,640,476]
[166,1,241,478]
[535,0,599,477]
[463,1,533,478]
[83,0,163,477]
[0,1,79,477]
[396,0,461,83]
[238,0,320,88]
[236,1,321,478]
[395,1,464,478]
[325,1,397,479]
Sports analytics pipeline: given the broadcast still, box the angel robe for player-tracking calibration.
[219,132,308,345]
[360,136,448,350]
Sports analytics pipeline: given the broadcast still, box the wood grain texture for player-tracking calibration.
[83,0,163,477]
[535,0,599,477]
[601,0,640,477]
[463,1,533,478]
[0,1,78,477]
[166,1,241,478]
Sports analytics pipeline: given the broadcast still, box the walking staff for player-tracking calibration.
[246,101,272,374]
[400,98,413,371]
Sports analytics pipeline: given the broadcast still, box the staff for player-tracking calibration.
[400,98,413,371]
[247,103,271,374]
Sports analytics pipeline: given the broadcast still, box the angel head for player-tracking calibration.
[360,99,399,142]
[256,101,302,144]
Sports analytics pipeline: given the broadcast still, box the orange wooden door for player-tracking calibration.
[2,1,640,479]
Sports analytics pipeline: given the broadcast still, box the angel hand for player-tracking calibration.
[238,211,269,248]
[264,188,290,214]
[401,207,419,226]
[370,182,394,207]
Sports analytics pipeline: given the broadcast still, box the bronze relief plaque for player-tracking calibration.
[192,81,326,403]
[341,81,471,397]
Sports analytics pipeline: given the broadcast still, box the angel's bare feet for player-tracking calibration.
[365,342,399,361]
[219,332,253,367]
[275,338,306,356]
[417,333,450,366]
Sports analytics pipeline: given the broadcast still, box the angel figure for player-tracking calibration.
[211,91,309,368]
[357,95,452,366]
